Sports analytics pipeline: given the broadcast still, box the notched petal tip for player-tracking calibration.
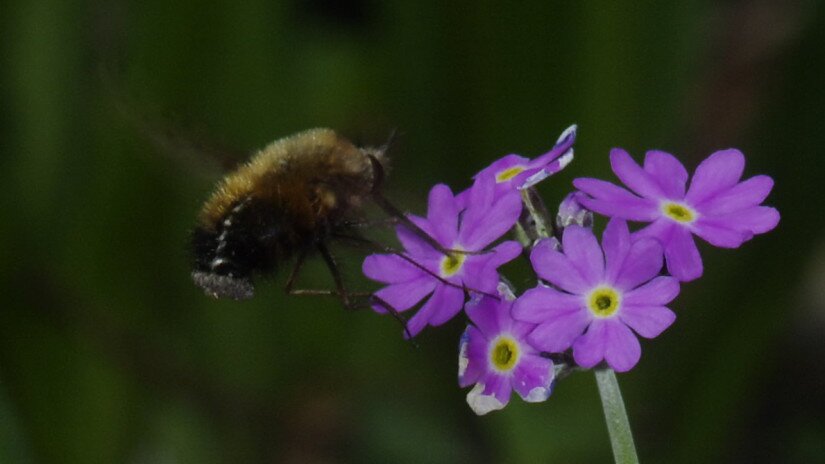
[523,384,554,403]
[556,123,578,145]
[466,383,506,415]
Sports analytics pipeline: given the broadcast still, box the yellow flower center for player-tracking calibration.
[587,287,621,318]
[662,202,696,223]
[490,336,520,372]
[440,252,466,277]
[495,165,526,183]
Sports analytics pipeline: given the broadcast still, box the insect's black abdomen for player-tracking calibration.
[191,198,293,300]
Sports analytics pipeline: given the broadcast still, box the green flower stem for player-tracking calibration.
[518,187,640,464]
[595,368,639,464]
[518,188,554,243]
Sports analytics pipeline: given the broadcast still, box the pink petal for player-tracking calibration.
[426,184,459,246]
[531,124,577,167]
[574,178,640,201]
[572,320,607,369]
[460,190,523,249]
[404,284,462,337]
[510,319,538,340]
[602,321,642,372]
[644,150,688,199]
[526,125,577,176]
[459,257,500,295]
[530,239,590,293]
[460,175,496,236]
[466,381,506,415]
[512,285,583,323]
[362,254,426,283]
[428,285,467,325]
[372,277,437,313]
[562,225,605,284]
[632,218,675,244]
[610,148,665,199]
[692,218,751,248]
[521,148,574,188]
[396,216,441,259]
[579,198,662,222]
[703,206,780,235]
[512,354,555,402]
[527,309,590,353]
[479,241,523,280]
[613,238,664,291]
[697,175,774,215]
[620,305,676,339]
[736,206,781,234]
[482,373,513,405]
[573,179,660,221]
[685,149,745,205]
[488,240,523,265]
[664,226,703,282]
[602,218,631,284]
[474,154,529,181]
[623,276,680,306]
[465,294,506,335]
[461,241,522,295]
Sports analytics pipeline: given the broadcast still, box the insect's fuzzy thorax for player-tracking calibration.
[197,128,379,230]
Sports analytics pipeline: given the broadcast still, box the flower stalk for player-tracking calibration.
[595,368,639,464]
[518,186,639,464]
[518,188,554,242]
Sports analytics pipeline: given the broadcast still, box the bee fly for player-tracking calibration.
[191,128,451,309]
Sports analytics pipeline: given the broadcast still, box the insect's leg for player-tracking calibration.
[284,246,309,295]
[314,241,415,340]
[284,245,371,299]
[316,240,355,309]
[340,217,400,229]
[369,294,415,342]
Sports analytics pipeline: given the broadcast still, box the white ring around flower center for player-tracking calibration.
[489,334,520,373]
[439,251,466,278]
[586,286,622,319]
[661,201,697,224]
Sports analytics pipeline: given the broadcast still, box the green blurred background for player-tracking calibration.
[1,1,823,462]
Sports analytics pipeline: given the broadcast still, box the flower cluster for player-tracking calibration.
[363,127,779,414]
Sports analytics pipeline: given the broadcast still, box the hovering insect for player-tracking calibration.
[192,128,376,300]
[191,127,448,304]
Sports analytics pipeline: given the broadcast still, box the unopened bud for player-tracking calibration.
[556,192,593,230]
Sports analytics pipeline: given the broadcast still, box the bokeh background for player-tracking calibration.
[1,1,824,462]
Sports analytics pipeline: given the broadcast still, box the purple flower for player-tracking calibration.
[456,125,577,206]
[362,179,523,337]
[574,149,780,281]
[512,219,679,372]
[459,285,555,415]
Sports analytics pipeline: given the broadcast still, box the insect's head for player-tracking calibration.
[361,129,397,194]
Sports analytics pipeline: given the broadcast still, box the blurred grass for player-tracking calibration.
[1,0,823,463]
